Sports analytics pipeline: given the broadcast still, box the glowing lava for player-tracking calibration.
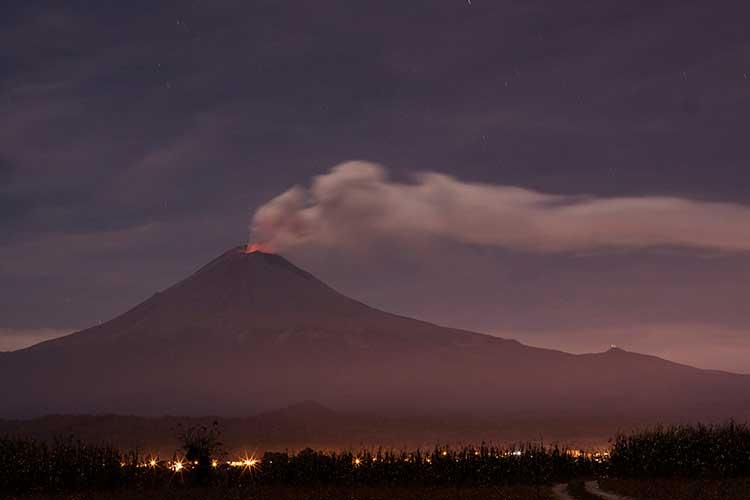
[245,242,271,253]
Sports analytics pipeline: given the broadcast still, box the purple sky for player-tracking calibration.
[1,1,749,372]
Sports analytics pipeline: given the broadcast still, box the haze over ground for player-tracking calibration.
[2,1,750,372]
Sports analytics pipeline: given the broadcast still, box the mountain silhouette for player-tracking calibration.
[2,246,749,422]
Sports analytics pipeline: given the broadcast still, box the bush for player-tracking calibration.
[176,421,223,484]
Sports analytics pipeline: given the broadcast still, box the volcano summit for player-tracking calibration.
[2,246,749,422]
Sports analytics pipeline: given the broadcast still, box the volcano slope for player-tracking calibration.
[2,246,749,423]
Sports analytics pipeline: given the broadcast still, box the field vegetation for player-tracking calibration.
[2,421,750,498]
[608,421,750,478]
[594,422,750,500]
[0,436,590,496]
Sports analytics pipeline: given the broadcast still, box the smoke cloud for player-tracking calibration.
[251,161,750,253]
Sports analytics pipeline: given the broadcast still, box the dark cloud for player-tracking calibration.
[0,155,14,184]
[0,156,34,236]
[1,1,749,370]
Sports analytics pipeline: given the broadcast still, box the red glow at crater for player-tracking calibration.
[245,243,271,253]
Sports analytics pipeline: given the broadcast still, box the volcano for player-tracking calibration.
[2,246,749,422]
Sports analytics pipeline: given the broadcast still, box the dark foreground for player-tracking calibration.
[7,480,750,500]
[599,478,750,500]
[5,485,553,500]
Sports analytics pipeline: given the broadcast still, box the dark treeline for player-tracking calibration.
[0,439,593,495]
[256,445,593,486]
[2,422,750,495]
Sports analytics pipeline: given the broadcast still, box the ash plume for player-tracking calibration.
[250,161,750,254]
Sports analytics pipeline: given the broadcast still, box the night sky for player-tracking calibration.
[2,1,749,372]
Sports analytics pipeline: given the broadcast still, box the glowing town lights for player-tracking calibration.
[67,446,614,480]
[227,456,259,469]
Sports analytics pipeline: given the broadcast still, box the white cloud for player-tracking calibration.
[251,161,750,253]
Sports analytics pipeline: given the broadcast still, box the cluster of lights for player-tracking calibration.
[123,448,610,472]
[349,449,529,466]
[227,457,259,469]
[565,449,610,461]
[124,454,260,471]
